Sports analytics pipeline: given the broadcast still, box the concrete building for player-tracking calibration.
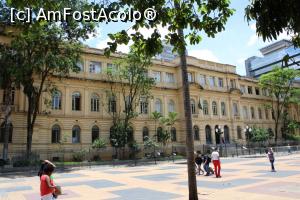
[245,40,300,78]
[1,37,300,161]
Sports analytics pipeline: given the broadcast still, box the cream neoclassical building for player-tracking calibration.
[1,45,299,160]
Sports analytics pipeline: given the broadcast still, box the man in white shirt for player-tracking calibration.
[211,148,221,178]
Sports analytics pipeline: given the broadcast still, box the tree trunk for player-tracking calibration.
[2,85,12,161]
[176,11,198,200]
[26,95,34,158]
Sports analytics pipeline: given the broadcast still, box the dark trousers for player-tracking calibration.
[270,160,275,171]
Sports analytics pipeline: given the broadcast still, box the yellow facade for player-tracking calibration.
[0,46,299,160]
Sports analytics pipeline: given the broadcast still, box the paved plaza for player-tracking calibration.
[0,153,300,200]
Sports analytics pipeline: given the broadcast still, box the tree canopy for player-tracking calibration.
[245,0,300,46]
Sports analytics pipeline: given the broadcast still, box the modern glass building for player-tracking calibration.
[245,40,300,78]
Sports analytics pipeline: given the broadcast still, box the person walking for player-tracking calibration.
[267,148,276,172]
[211,148,221,178]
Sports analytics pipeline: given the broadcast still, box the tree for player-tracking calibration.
[106,50,155,158]
[0,44,16,161]
[92,138,107,161]
[157,112,178,154]
[245,0,300,47]
[251,127,269,146]
[151,111,163,141]
[0,0,96,157]
[104,1,234,198]
[259,67,300,143]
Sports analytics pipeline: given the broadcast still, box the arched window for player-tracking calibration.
[91,125,99,143]
[265,108,269,119]
[203,100,209,115]
[72,125,81,143]
[193,125,200,141]
[224,125,230,144]
[155,99,162,114]
[140,97,148,114]
[205,125,212,144]
[171,127,177,142]
[233,103,239,116]
[127,127,134,143]
[258,108,262,119]
[0,122,13,143]
[168,100,175,113]
[52,91,62,110]
[212,101,218,115]
[237,126,242,139]
[221,102,226,116]
[51,125,60,143]
[72,92,81,111]
[91,93,100,112]
[251,107,255,119]
[191,99,196,114]
[143,127,149,141]
[243,106,248,119]
[108,95,116,113]
[157,127,163,142]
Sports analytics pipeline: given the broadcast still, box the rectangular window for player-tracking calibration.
[209,76,215,87]
[248,86,253,94]
[255,87,260,95]
[199,75,206,86]
[165,72,175,83]
[240,85,246,94]
[89,61,102,73]
[230,79,236,89]
[233,103,239,116]
[218,78,223,88]
[188,72,193,82]
[153,71,161,82]
[76,61,84,72]
[107,63,118,72]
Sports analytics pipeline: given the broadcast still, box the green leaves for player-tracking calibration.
[104,0,234,57]
[245,0,300,47]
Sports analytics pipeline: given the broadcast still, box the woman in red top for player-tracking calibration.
[40,162,57,200]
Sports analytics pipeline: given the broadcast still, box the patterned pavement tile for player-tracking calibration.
[23,189,79,200]
[239,181,300,199]
[178,178,264,189]
[109,187,183,200]
[62,179,125,188]
[133,173,179,181]
[253,170,300,178]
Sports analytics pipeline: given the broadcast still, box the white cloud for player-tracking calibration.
[95,25,170,53]
[96,37,131,53]
[247,34,258,46]
[188,49,219,62]
[250,23,256,31]
[86,27,101,42]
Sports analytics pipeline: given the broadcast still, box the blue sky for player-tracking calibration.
[84,0,290,75]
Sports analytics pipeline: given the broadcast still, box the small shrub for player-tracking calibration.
[72,149,87,162]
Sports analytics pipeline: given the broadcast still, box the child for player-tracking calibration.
[40,161,57,200]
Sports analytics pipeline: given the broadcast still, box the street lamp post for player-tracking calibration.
[244,126,252,154]
[215,125,226,157]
